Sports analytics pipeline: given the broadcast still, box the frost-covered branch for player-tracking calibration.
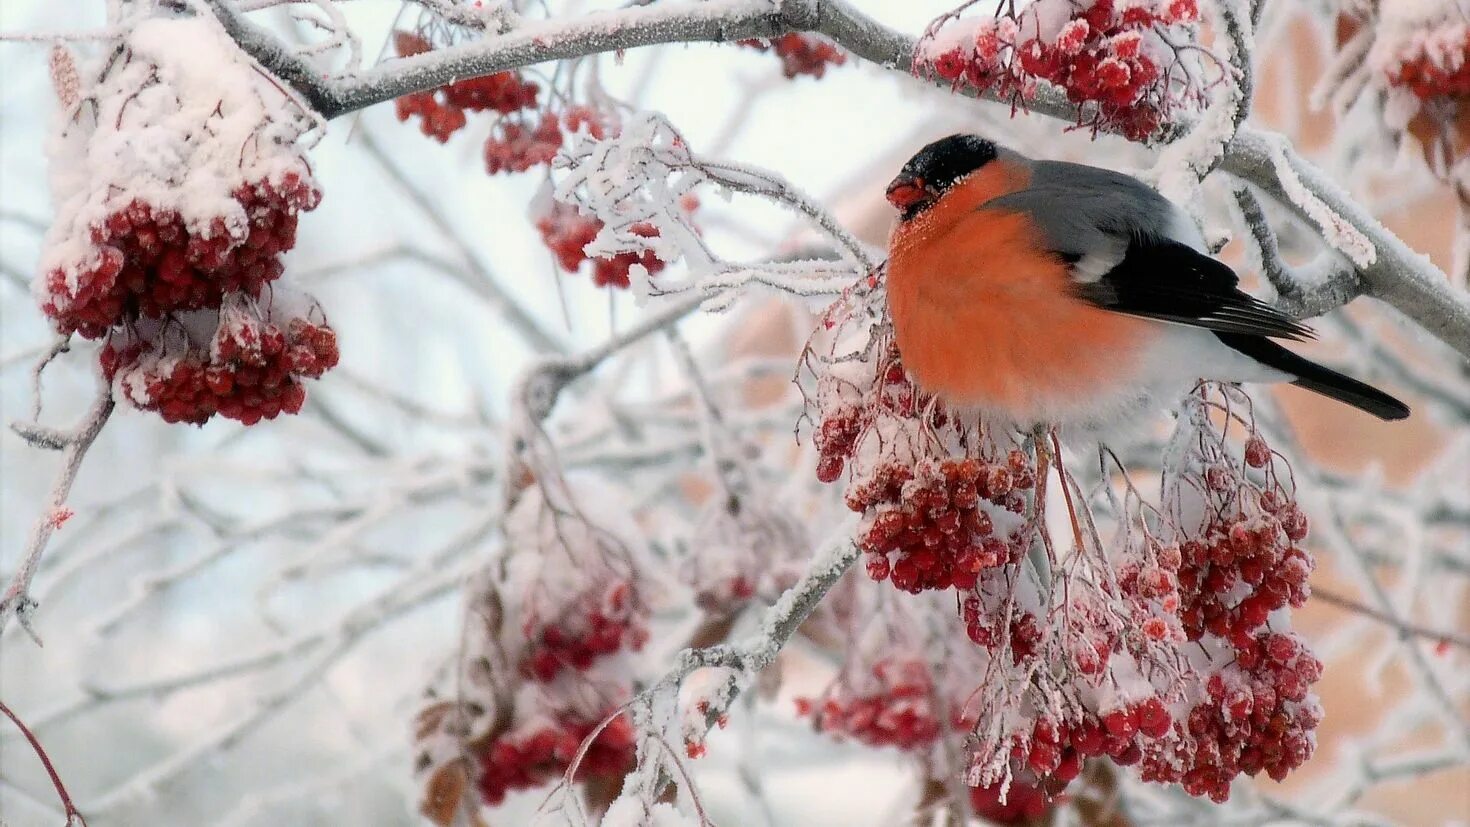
[1,387,113,643]
[1231,184,1364,318]
[512,293,705,434]
[615,526,860,806]
[212,0,807,118]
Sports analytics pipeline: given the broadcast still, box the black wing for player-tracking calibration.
[1070,236,1315,341]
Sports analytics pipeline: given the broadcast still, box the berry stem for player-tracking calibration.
[0,698,90,826]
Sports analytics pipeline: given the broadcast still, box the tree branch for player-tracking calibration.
[1312,586,1470,652]
[0,698,89,826]
[2,388,114,644]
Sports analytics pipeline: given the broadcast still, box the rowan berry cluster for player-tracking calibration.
[795,657,945,752]
[102,302,337,426]
[392,30,620,178]
[813,349,1034,593]
[1176,506,1312,648]
[994,698,1173,794]
[1380,24,1470,100]
[392,32,541,143]
[414,480,652,820]
[40,173,319,339]
[533,201,667,289]
[919,0,1202,140]
[1138,640,1323,802]
[969,776,1051,824]
[484,113,566,174]
[810,316,1324,806]
[36,16,333,426]
[474,712,636,806]
[519,580,649,683]
[739,34,848,79]
[684,497,808,615]
[502,479,652,682]
[961,593,1043,660]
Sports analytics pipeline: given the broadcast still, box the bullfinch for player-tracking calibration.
[884,134,1410,431]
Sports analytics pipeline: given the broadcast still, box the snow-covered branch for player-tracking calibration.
[1,387,113,643]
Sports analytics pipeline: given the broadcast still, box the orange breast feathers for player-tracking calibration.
[886,166,1160,418]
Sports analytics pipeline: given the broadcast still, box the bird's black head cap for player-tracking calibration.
[886,134,999,219]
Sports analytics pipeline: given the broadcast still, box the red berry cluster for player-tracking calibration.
[855,452,1032,593]
[794,658,944,752]
[533,201,667,289]
[683,496,808,616]
[695,575,757,613]
[921,0,1200,140]
[519,581,649,683]
[391,30,621,181]
[1137,641,1323,802]
[977,698,1173,801]
[814,356,1034,593]
[484,112,565,175]
[968,775,1052,824]
[474,712,635,806]
[739,34,848,79]
[392,31,541,143]
[102,306,338,426]
[1175,498,1312,650]
[1384,29,1470,100]
[961,596,1045,661]
[39,172,320,339]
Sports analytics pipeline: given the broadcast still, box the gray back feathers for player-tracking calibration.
[983,158,1177,263]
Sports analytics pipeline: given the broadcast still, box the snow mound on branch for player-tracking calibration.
[600,799,697,827]
[38,15,316,300]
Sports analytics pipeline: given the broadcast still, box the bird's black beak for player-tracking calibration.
[885,175,935,215]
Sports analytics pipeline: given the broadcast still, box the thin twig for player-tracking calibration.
[0,698,89,826]
[1,388,114,643]
[1312,586,1470,652]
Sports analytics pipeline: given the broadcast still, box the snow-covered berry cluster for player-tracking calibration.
[813,342,1033,594]
[1138,638,1323,802]
[101,297,337,426]
[807,297,1324,808]
[533,200,667,289]
[1330,5,1470,190]
[969,776,1052,824]
[474,710,636,806]
[502,479,651,684]
[739,34,848,79]
[917,0,1204,140]
[35,16,333,425]
[683,495,808,616]
[519,580,649,683]
[39,174,318,339]
[1176,501,1312,648]
[392,30,621,178]
[413,479,654,822]
[1371,17,1470,101]
[484,112,566,175]
[965,395,1320,804]
[392,31,541,144]
[796,657,945,752]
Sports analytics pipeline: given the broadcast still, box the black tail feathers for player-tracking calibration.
[1213,333,1410,422]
